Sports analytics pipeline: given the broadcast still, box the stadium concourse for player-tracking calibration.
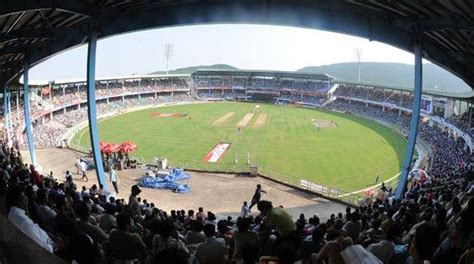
[1,70,473,264]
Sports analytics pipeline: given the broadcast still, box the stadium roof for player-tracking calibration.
[192,69,334,80]
[336,81,469,98]
[1,1,473,97]
[24,73,191,86]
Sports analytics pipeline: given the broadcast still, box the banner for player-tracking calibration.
[421,95,433,114]
[203,142,231,163]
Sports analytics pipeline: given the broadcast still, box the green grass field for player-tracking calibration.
[74,102,406,192]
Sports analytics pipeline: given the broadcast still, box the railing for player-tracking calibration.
[257,166,365,206]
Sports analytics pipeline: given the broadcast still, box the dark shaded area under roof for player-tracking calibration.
[0,0,473,95]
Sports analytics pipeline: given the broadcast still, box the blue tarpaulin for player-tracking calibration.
[140,168,191,193]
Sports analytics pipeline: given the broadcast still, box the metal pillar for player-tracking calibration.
[395,43,423,199]
[86,31,107,190]
[23,62,37,166]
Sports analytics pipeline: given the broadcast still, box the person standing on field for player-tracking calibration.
[241,201,250,217]
[249,184,266,210]
[110,168,119,194]
[75,157,82,174]
[80,159,88,181]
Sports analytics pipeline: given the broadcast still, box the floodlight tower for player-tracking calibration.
[164,43,174,75]
[355,48,363,83]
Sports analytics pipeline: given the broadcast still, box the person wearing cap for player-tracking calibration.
[129,185,142,219]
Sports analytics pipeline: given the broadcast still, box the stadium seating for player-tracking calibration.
[1,78,473,264]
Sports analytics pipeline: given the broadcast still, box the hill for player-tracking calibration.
[149,64,238,74]
[298,62,470,93]
[149,62,470,95]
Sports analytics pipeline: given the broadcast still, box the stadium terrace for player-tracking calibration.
[1,68,473,264]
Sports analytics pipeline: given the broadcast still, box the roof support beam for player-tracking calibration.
[0,29,54,43]
[5,11,26,34]
[0,26,79,44]
[0,1,90,17]
[0,1,473,90]
[420,17,474,32]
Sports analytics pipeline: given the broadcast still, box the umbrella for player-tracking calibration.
[109,143,120,153]
[119,141,137,153]
[100,142,111,154]
[100,142,120,155]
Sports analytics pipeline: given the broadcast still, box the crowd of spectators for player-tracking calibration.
[334,85,414,109]
[195,77,330,93]
[15,93,195,148]
[327,98,470,181]
[1,128,473,264]
[31,125,67,149]
[198,92,240,100]
[276,95,327,106]
[43,78,189,108]
[449,112,471,131]
[1,78,474,263]
[448,111,474,139]
[197,91,327,106]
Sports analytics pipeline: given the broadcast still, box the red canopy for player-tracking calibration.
[99,142,111,154]
[119,141,137,153]
[100,142,119,155]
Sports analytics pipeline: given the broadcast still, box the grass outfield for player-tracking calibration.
[74,102,406,192]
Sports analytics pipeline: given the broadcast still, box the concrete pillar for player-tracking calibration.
[23,62,37,166]
[396,42,423,199]
[86,31,107,190]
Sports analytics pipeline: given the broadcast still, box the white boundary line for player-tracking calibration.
[337,173,400,198]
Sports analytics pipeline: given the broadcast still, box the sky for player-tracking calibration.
[29,24,418,80]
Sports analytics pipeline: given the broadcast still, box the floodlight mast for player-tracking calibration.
[355,48,362,83]
[164,43,174,75]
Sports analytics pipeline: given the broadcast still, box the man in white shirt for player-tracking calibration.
[110,168,119,194]
[7,186,56,253]
[241,201,250,217]
[75,157,82,174]
[80,160,88,181]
